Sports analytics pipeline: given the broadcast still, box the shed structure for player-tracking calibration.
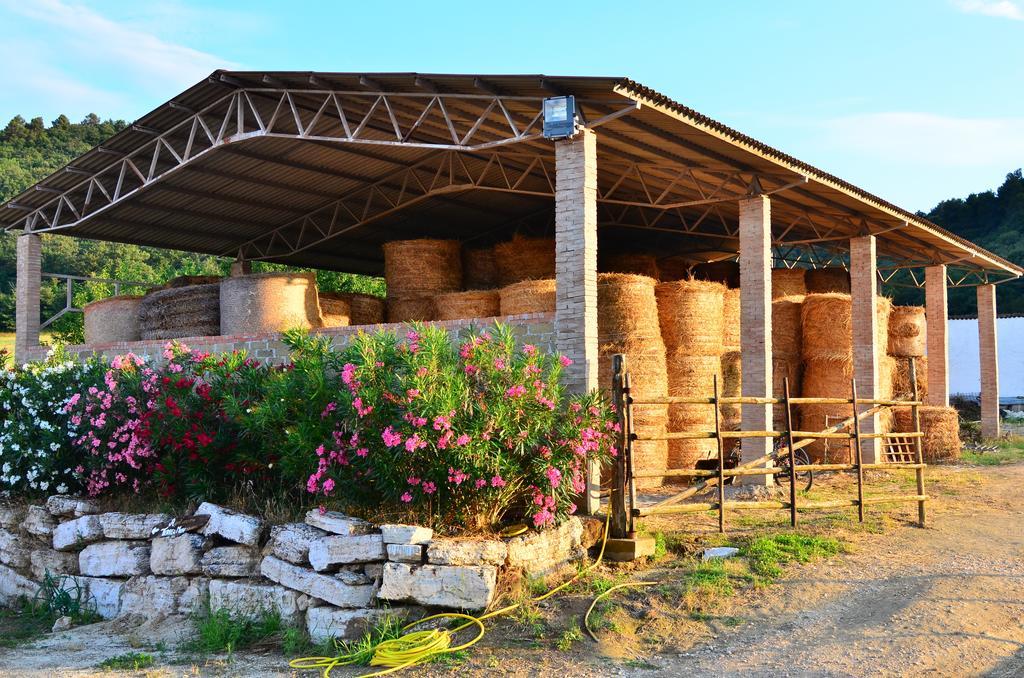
[3,72,1020,507]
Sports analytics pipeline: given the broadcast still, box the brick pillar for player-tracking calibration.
[977,284,1000,439]
[15,233,41,363]
[738,195,773,484]
[850,235,881,463]
[230,258,251,277]
[924,265,949,407]
[554,127,599,512]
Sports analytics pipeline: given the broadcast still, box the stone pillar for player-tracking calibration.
[977,284,1000,439]
[924,265,949,407]
[15,233,41,363]
[738,195,773,484]
[850,235,881,463]
[554,127,599,512]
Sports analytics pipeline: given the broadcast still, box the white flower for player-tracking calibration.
[56,483,68,493]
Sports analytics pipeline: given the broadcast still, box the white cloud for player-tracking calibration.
[952,0,1024,20]
[823,112,1024,169]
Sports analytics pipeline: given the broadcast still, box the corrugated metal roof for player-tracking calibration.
[1,71,1019,279]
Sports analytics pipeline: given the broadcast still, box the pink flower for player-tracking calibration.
[546,467,562,489]
[401,492,413,503]
[322,478,336,494]
[523,344,537,356]
[490,475,506,488]
[559,355,573,367]
[382,427,402,447]
[405,434,427,452]
[417,366,429,377]
[533,509,554,527]
[506,385,527,398]
[407,388,420,401]
[456,433,471,446]
[356,447,368,457]
[475,478,487,489]
[494,358,506,370]
[407,476,421,485]
[422,481,437,495]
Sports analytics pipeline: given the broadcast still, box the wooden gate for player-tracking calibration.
[608,354,928,539]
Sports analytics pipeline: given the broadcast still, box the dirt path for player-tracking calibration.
[633,463,1024,677]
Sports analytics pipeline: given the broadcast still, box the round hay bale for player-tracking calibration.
[494,234,555,285]
[383,239,462,297]
[893,406,961,462]
[434,290,500,321]
[462,247,498,290]
[666,353,720,476]
[387,296,436,323]
[801,293,852,361]
[722,288,740,352]
[693,261,740,288]
[318,292,351,328]
[599,253,660,279]
[220,272,321,335]
[656,255,692,282]
[163,275,222,289]
[598,274,662,342]
[333,292,385,325]
[598,343,668,396]
[720,350,742,422]
[655,279,727,356]
[499,279,555,316]
[892,355,928,400]
[806,268,850,294]
[83,295,143,344]
[630,404,670,490]
[772,295,804,359]
[799,357,853,463]
[139,282,221,340]
[888,305,926,357]
[772,268,807,299]
[772,355,802,430]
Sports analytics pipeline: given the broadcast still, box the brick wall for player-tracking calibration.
[24,313,556,365]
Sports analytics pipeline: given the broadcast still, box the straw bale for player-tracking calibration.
[893,406,961,462]
[598,343,668,396]
[806,268,850,294]
[630,404,669,489]
[801,293,852,361]
[665,353,720,476]
[598,274,662,342]
[668,439,718,477]
[328,292,385,325]
[656,255,692,282]
[772,268,807,299]
[83,295,143,344]
[383,239,462,297]
[692,261,740,288]
[722,288,740,351]
[493,235,555,285]
[220,272,322,335]
[462,247,499,290]
[318,293,351,328]
[599,253,660,279]
[434,290,500,321]
[879,354,896,400]
[498,279,555,316]
[139,282,221,340]
[888,305,926,357]
[719,351,742,421]
[772,355,802,430]
[387,297,436,323]
[655,279,727,356]
[892,355,928,400]
[772,295,804,359]
[163,275,222,289]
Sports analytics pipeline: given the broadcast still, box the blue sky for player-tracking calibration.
[1,0,1022,211]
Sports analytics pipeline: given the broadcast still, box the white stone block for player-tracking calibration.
[52,515,104,551]
[196,502,265,546]
[99,512,171,540]
[45,495,100,517]
[25,505,57,538]
[309,534,385,571]
[59,575,123,619]
[0,528,30,568]
[267,522,329,565]
[201,545,259,577]
[380,524,433,545]
[30,548,79,580]
[260,555,375,608]
[79,541,150,577]
[0,563,37,605]
[506,517,584,576]
[363,563,384,581]
[0,505,25,530]
[208,578,309,624]
[304,509,371,536]
[306,605,422,643]
[378,562,496,611]
[151,533,205,576]
[427,539,507,567]
[386,544,423,564]
[120,575,208,618]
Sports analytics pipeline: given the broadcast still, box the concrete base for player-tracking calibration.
[604,536,656,562]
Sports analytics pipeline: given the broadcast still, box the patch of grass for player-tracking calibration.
[962,440,1024,466]
[332,614,407,666]
[98,652,155,670]
[686,560,735,597]
[556,619,583,651]
[432,649,470,666]
[186,606,286,655]
[624,658,658,669]
[742,533,843,580]
[0,600,53,649]
[35,572,101,625]
[513,603,547,639]
[652,532,667,561]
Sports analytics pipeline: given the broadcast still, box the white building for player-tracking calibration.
[949,316,1024,398]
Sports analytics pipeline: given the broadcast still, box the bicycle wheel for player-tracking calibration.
[793,448,813,492]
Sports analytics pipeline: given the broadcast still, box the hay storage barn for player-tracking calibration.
[3,71,1021,512]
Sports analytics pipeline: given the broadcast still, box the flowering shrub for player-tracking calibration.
[306,324,617,530]
[0,348,105,496]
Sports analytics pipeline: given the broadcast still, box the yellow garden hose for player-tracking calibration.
[290,513,614,677]
[582,580,660,641]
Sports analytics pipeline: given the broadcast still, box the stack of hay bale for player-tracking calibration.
[772,294,805,428]
[798,293,893,462]
[383,239,462,322]
[805,267,851,294]
[494,235,557,316]
[139,276,222,340]
[83,295,144,344]
[656,279,726,478]
[599,252,660,279]
[597,274,669,488]
[888,306,928,400]
[435,290,500,321]
[318,292,351,328]
[719,288,742,450]
[892,406,961,462]
[320,291,385,326]
[220,272,322,335]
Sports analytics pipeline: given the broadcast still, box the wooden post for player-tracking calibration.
[851,379,865,523]
[783,377,798,527]
[611,355,628,539]
[713,375,726,533]
[624,372,637,538]
[909,358,927,527]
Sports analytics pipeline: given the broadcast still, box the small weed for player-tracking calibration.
[686,560,735,597]
[98,652,155,670]
[485,654,501,668]
[963,440,1024,466]
[432,649,469,666]
[0,600,52,649]
[186,606,286,655]
[624,658,658,669]
[743,533,842,580]
[652,532,667,560]
[332,614,407,666]
[514,604,546,638]
[34,572,101,625]
[556,619,583,651]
